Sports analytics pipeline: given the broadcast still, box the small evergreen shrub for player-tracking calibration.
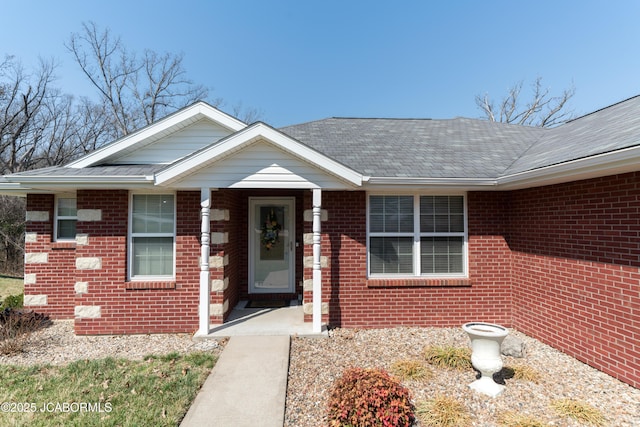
[0,293,23,310]
[327,367,415,427]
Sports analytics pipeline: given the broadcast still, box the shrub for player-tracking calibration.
[497,411,546,427]
[390,359,432,381]
[423,345,472,370]
[327,367,415,427]
[0,293,23,310]
[502,364,542,384]
[0,309,51,355]
[550,399,606,426]
[416,395,470,427]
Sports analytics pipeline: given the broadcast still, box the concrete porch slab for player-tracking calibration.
[201,301,328,337]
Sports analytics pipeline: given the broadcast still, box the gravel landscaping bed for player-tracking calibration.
[0,320,223,366]
[285,327,640,426]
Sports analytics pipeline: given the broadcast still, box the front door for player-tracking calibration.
[249,198,295,294]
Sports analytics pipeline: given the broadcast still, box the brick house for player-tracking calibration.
[1,97,639,388]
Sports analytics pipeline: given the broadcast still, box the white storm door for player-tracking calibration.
[249,198,295,294]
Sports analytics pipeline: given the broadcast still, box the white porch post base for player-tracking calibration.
[312,188,322,333]
[196,188,211,337]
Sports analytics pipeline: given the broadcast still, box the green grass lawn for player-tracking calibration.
[0,352,216,426]
[0,275,23,301]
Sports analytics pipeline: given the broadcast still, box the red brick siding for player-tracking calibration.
[509,172,640,388]
[304,191,512,328]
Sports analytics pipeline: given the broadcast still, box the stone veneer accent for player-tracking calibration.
[26,211,49,221]
[210,300,229,317]
[75,306,101,319]
[76,257,102,270]
[209,255,229,268]
[25,233,37,243]
[75,234,89,245]
[303,209,328,222]
[211,278,229,292]
[211,209,230,221]
[25,253,48,264]
[24,294,47,306]
[23,273,37,285]
[303,302,329,315]
[77,209,102,221]
[74,282,89,294]
[303,256,328,268]
[211,232,229,244]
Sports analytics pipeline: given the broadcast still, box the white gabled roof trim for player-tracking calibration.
[67,102,247,169]
[154,122,363,187]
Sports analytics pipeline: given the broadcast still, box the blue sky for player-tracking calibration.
[2,1,640,127]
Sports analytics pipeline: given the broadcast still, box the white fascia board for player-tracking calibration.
[364,177,498,189]
[497,145,640,190]
[154,122,363,187]
[67,102,246,169]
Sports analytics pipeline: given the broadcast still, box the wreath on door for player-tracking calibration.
[261,208,281,250]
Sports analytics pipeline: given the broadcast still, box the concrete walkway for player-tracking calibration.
[180,335,291,427]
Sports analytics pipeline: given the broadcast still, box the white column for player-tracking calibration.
[197,188,211,337]
[312,188,322,333]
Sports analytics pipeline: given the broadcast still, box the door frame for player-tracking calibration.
[248,197,296,294]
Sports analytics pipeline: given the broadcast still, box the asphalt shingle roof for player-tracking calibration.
[280,118,545,178]
[504,95,640,175]
[5,95,640,182]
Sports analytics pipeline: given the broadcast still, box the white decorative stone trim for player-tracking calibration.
[211,209,230,221]
[75,234,89,245]
[24,294,47,306]
[303,233,314,245]
[304,256,328,268]
[77,209,102,221]
[211,232,229,245]
[74,282,89,294]
[303,279,313,292]
[76,257,102,270]
[75,305,101,319]
[303,209,328,222]
[211,278,229,292]
[210,300,229,317]
[26,211,49,221]
[303,302,329,315]
[25,253,48,264]
[209,255,229,268]
[25,232,38,243]
[23,273,37,285]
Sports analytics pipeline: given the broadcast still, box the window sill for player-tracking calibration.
[51,241,76,250]
[366,278,471,288]
[125,281,176,290]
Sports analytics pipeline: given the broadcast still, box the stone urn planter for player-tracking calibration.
[462,322,509,397]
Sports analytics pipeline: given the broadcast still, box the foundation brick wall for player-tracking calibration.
[508,172,640,388]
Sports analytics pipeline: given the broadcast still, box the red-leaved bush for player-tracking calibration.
[327,367,415,427]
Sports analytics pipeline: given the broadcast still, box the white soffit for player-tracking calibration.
[67,102,246,169]
[154,123,363,188]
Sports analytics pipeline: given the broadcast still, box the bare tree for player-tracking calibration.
[0,56,56,173]
[476,77,575,128]
[66,22,211,136]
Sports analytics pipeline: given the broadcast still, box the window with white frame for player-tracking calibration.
[55,197,77,240]
[130,194,175,279]
[368,195,466,276]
